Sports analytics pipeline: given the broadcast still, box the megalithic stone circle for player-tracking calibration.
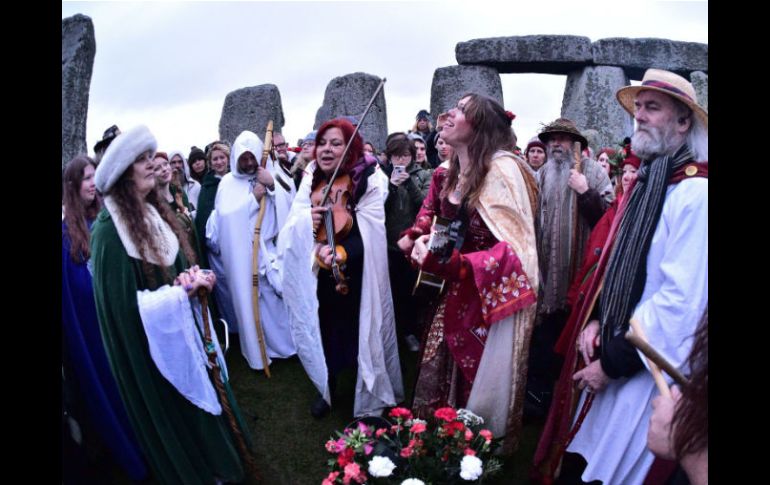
[62,14,96,168]
[219,84,285,145]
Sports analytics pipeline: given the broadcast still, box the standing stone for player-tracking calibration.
[314,73,387,153]
[430,66,503,121]
[62,14,96,167]
[592,38,708,80]
[690,71,708,112]
[562,66,633,151]
[219,84,285,145]
[455,35,593,75]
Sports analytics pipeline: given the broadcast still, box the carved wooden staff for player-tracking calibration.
[197,286,261,480]
[251,120,274,378]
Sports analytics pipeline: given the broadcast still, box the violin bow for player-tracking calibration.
[319,77,386,206]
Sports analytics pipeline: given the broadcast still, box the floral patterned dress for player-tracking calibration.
[408,167,536,418]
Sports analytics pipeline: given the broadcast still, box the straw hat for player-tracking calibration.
[616,68,708,128]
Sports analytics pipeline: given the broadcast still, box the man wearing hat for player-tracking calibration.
[533,69,708,484]
[411,109,439,168]
[527,118,614,417]
[92,124,121,164]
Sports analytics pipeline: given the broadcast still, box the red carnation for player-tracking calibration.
[434,407,458,422]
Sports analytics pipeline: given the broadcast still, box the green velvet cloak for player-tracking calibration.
[90,207,250,485]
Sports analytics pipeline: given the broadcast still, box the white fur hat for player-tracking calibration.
[95,125,157,193]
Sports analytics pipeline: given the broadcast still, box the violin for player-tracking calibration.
[311,173,354,295]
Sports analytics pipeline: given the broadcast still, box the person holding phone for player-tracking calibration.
[384,134,432,352]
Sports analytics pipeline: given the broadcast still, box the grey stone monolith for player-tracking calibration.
[430,66,503,121]
[62,14,96,167]
[456,35,593,75]
[313,73,387,152]
[562,66,633,150]
[592,38,708,80]
[219,84,285,145]
[690,71,708,112]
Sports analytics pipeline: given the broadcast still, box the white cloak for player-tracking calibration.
[567,177,708,485]
[208,131,296,370]
[278,161,404,417]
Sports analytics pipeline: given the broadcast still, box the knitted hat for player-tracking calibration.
[416,109,431,121]
[538,118,588,150]
[188,146,206,163]
[623,150,642,170]
[302,131,318,145]
[94,125,157,193]
[525,136,546,155]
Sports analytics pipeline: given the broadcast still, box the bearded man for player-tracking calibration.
[527,118,614,417]
[532,69,708,485]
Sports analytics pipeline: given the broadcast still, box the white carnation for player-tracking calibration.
[459,455,484,481]
[401,479,425,485]
[368,455,396,478]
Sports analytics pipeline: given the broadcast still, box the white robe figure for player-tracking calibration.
[278,161,404,417]
[207,131,296,370]
[567,177,708,485]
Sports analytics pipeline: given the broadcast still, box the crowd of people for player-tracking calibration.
[62,68,707,484]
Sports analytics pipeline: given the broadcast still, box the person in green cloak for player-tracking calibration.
[90,125,253,484]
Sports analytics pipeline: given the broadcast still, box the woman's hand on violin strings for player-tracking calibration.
[411,234,431,266]
[311,206,327,232]
[318,244,343,268]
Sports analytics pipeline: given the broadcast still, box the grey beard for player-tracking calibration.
[547,146,576,165]
[632,122,680,160]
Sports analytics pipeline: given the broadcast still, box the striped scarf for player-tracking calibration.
[599,143,693,344]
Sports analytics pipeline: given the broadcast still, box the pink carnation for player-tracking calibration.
[343,462,367,485]
[400,446,414,458]
[434,407,458,422]
[479,429,493,443]
[410,422,427,434]
[464,448,477,456]
[325,440,340,453]
[357,421,372,436]
[464,429,474,441]
[375,427,388,438]
[322,471,339,485]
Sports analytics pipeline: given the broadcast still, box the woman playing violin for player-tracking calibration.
[399,93,539,452]
[279,118,404,419]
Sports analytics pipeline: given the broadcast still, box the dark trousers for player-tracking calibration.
[526,310,569,413]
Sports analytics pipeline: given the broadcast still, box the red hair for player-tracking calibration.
[314,118,364,173]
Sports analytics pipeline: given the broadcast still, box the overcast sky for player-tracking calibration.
[62,0,707,155]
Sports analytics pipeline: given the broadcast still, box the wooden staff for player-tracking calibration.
[626,317,690,389]
[569,141,584,279]
[197,287,261,480]
[627,317,673,398]
[251,120,274,378]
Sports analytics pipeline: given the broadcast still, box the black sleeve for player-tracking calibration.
[600,332,645,379]
[578,188,607,228]
[339,217,364,265]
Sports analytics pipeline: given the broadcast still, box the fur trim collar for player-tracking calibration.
[104,196,179,267]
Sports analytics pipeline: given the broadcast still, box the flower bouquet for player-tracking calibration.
[322,407,502,484]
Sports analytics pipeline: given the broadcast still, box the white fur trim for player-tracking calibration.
[95,125,158,193]
[103,196,179,267]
